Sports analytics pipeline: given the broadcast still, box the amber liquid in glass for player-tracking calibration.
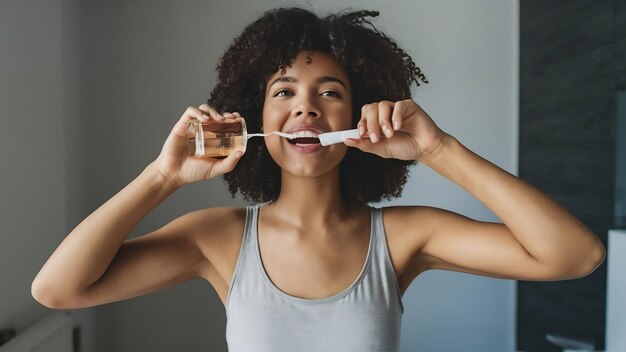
[186,118,247,158]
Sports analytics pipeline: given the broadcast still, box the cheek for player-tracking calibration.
[265,135,282,155]
[261,115,283,159]
[261,106,281,131]
[338,108,354,130]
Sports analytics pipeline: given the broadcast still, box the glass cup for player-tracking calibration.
[186,117,247,158]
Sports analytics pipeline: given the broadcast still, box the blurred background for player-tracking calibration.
[1,0,623,351]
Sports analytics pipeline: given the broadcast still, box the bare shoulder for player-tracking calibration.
[381,205,490,287]
[382,205,569,281]
[381,204,475,260]
[379,205,434,287]
[381,205,435,253]
[185,206,247,284]
[185,206,246,241]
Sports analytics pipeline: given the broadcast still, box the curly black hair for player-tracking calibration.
[208,7,429,207]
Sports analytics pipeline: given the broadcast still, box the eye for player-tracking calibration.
[273,89,293,97]
[321,91,341,98]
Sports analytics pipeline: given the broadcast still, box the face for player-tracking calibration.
[262,51,353,177]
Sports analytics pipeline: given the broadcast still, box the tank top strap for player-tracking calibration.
[224,205,257,318]
[371,206,405,313]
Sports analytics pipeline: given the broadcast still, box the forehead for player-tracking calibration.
[266,51,350,86]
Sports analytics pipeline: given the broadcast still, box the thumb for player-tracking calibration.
[344,138,377,153]
[211,150,244,177]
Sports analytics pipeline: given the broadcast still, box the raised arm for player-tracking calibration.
[414,134,605,280]
[346,99,605,280]
[31,105,244,308]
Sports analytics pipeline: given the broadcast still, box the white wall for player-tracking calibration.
[1,0,518,351]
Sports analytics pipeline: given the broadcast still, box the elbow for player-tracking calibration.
[541,242,606,281]
[31,278,67,309]
[31,279,54,308]
[575,243,606,278]
[574,241,606,279]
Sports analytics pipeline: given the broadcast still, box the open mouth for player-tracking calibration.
[288,137,320,145]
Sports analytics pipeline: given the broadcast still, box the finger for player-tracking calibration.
[391,99,412,131]
[344,137,384,156]
[357,110,367,137]
[199,104,225,120]
[364,104,381,143]
[223,112,237,119]
[210,150,244,176]
[185,106,211,122]
[172,106,207,137]
[344,137,370,151]
[173,105,221,139]
[378,101,394,139]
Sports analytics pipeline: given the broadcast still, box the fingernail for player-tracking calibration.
[202,114,210,120]
[384,127,392,138]
[370,132,378,143]
[235,151,243,158]
[393,121,399,130]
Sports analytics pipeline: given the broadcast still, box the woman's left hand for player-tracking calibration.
[344,99,447,161]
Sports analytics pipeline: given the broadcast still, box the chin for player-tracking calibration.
[278,159,335,178]
[267,141,346,175]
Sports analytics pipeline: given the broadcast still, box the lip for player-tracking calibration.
[286,124,325,135]
[287,141,322,153]
[285,123,324,153]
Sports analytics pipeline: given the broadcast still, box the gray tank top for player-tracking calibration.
[225,205,404,352]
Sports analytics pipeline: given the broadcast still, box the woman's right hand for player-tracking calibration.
[153,104,244,187]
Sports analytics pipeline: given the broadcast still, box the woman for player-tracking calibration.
[32,7,605,351]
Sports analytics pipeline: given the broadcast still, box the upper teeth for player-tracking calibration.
[291,130,320,138]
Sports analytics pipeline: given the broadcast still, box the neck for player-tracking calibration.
[265,166,355,229]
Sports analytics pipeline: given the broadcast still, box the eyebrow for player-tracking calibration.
[268,76,348,90]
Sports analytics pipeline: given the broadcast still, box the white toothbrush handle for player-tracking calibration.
[318,129,362,146]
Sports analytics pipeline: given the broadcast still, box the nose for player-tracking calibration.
[292,94,321,119]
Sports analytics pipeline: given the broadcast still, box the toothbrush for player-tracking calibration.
[247,129,364,146]
[247,131,297,139]
[317,129,362,146]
